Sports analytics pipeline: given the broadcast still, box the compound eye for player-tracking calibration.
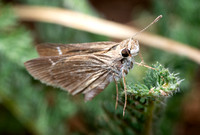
[121,48,130,57]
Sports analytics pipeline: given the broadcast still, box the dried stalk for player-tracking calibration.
[13,5,200,64]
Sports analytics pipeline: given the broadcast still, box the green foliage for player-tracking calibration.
[0,6,36,66]
[102,63,182,135]
[0,5,17,30]
[0,5,78,135]
[127,62,183,98]
[0,3,108,135]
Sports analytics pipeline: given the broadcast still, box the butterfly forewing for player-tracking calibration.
[25,53,114,100]
[37,42,117,57]
[84,71,111,101]
[50,55,112,95]
[24,56,62,86]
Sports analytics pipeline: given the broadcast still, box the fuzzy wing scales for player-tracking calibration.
[24,56,61,86]
[24,55,113,100]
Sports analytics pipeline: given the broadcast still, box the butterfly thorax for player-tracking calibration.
[110,56,134,81]
[121,57,134,73]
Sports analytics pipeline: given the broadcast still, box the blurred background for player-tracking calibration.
[0,0,199,135]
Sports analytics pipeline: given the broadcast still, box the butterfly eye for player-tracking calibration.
[121,48,130,57]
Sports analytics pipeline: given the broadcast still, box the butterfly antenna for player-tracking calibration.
[132,15,163,38]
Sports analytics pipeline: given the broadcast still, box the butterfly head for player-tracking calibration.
[120,38,139,58]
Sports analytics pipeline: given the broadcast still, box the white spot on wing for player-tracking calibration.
[56,47,62,55]
[49,58,55,65]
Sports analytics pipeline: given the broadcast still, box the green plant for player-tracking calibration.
[102,63,183,135]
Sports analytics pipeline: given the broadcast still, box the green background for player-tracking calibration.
[0,0,199,134]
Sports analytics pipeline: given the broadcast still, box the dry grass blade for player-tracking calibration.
[13,5,200,64]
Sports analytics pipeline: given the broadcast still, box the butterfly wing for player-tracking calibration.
[24,54,114,101]
[36,41,117,57]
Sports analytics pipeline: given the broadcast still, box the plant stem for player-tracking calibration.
[143,100,155,135]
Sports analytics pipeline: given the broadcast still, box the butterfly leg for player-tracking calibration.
[113,74,118,110]
[122,70,127,116]
[136,51,155,70]
[135,62,155,70]
[139,51,144,64]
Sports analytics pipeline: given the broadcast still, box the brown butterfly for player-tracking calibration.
[24,15,162,116]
